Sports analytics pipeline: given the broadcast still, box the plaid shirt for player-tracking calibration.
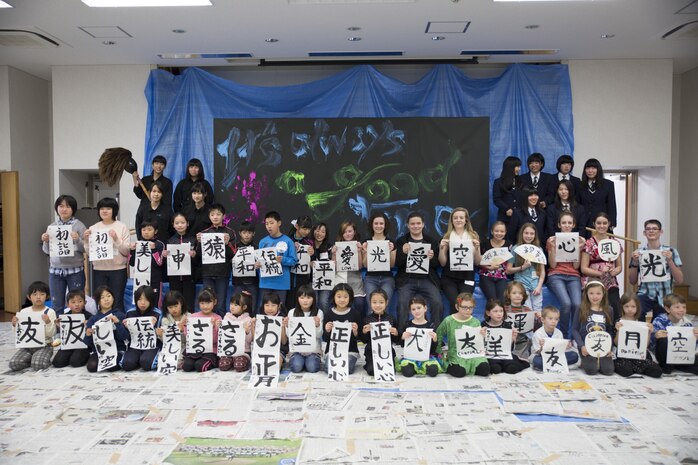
[630,244,682,306]
[47,217,85,276]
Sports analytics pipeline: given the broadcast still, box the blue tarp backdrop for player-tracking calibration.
[144,64,574,225]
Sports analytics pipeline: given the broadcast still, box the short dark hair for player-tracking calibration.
[93,285,114,306]
[330,283,354,307]
[152,155,167,166]
[190,181,207,195]
[406,211,423,223]
[369,288,389,304]
[527,152,546,169]
[239,221,255,233]
[163,290,187,314]
[54,195,78,215]
[27,281,50,296]
[66,289,86,302]
[140,220,159,231]
[96,197,119,220]
[209,203,226,215]
[150,180,165,194]
[265,211,281,222]
[368,211,391,237]
[556,154,574,171]
[133,285,157,312]
[644,219,662,230]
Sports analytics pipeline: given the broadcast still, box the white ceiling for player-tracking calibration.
[1,0,697,81]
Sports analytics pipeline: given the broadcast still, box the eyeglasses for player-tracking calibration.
[458,306,475,311]
[644,227,660,232]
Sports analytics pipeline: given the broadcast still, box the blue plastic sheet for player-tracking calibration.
[144,64,573,224]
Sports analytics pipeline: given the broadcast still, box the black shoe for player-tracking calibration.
[401,364,416,377]
[426,364,439,377]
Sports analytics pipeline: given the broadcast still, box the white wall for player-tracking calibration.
[678,66,698,292]
[52,65,152,230]
[0,67,10,171]
[568,59,674,242]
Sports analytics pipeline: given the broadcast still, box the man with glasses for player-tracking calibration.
[628,219,683,321]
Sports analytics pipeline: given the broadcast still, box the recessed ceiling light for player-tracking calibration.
[347,26,361,31]
[82,0,211,6]
[265,38,279,43]
[348,37,361,42]
[172,29,186,34]
[432,36,445,41]
[102,40,117,45]
[525,25,539,30]
[601,33,615,38]
[0,1,13,8]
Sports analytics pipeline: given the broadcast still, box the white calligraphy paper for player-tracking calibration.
[555,233,580,263]
[542,338,570,373]
[126,316,157,350]
[157,323,182,375]
[616,320,649,360]
[232,245,257,278]
[597,238,621,262]
[505,311,536,334]
[449,239,474,271]
[639,250,670,283]
[513,244,547,265]
[666,326,696,365]
[480,247,513,266]
[335,241,360,272]
[328,321,352,381]
[485,327,513,360]
[403,327,431,362]
[15,313,46,348]
[166,243,191,276]
[312,261,335,291]
[48,225,75,258]
[370,321,395,382]
[288,317,318,354]
[60,314,87,350]
[407,242,431,274]
[256,247,283,278]
[584,331,612,358]
[186,317,214,354]
[249,315,283,388]
[89,230,114,261]
[366,240,391,272]
[292,244,312,275]
[217,320,247,358]
[93,319,118,371]
[454,326,485,359]
[201,233,226,265]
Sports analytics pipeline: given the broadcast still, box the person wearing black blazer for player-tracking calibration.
[578,158,617,229]
[493,156,523,225]
[554,155,582,202]
[546,179,588,238]
[508,186,547,244]
[519,152,556,208]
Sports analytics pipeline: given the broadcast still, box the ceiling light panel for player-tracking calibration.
[82,0,211,6]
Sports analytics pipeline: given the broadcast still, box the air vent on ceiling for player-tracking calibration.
[79,26,132,39]
[676,0,698,14]
[662,21,698,39]
[425,21,470,34]
[460,49,559,55]
[308,51,403,57]
[0,29,59,47]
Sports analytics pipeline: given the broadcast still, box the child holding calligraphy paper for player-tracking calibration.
[122,286,162,371]
[165,212,197,314]
[157,290,189,369]
[85,286,129,373]
[436,293,490,377]
[129,221,166,306]
[323,283,362,375]
[482,299,529,374]
[581,212,623,323]
[573,281,615,376]
[651,293,698,375]
[232,221,259,312]
[52,290,91,368]
[9,281,56,371]
[531,306,579,371]
[41,195,87,313]
[287,215,315,311]
[360,289,400,377]
[506,223,546,312]
[287,285,324,373]
[478,221,512,303]
[219,291,254,372]
[362,212,397,317]
[546,211,584,338]
[182,287,223,372]
[503,281,540,359]
[332,221,366,316]
[248,291,288,367]
[311,222,333,313]
[398,296,442,377]
[613,293,662,378]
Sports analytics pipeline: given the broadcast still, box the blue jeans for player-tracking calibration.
[479,274,508,303]
[202,275,230,317]
[638,293,665,322]
[317,290,331,314]
[363,275,396,317]
[49,270,86,312]
[546,274,581,338]
[397,278,443,333]
[92,268,128,312]
[289,353,322,373]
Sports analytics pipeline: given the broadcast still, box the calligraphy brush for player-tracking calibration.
[98,147,150,199]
